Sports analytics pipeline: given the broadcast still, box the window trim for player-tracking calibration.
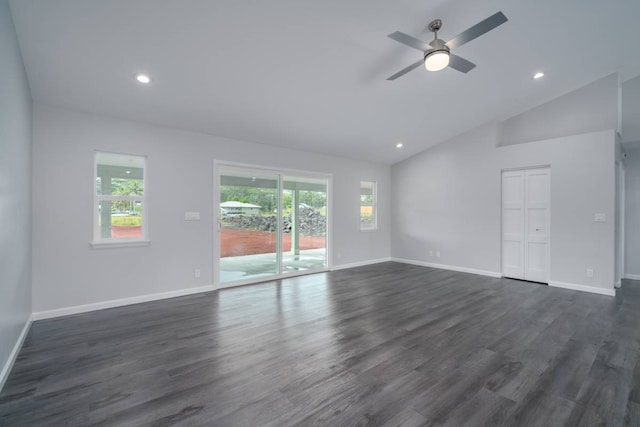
[360,180,377,232]
[91,151,149,248]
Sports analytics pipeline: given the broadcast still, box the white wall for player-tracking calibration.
[391,123,503,276]
[500,74,618,146]
[31,105,390,313]
[391,125,616,293]
[0,0,32,388]
[625,146,640,278]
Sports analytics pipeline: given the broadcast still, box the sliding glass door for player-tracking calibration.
[282,176,327,273]
[217,165,328,287]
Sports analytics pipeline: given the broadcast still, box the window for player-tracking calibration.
[360,180,376,231]
[93,152,147,246]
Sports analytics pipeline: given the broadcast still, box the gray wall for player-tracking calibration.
[0,0,32,387]
[500,74,618,146]
[31,104,391,313]
[391,124,616,292]
[622,75,640,143]
[625,146,640,277]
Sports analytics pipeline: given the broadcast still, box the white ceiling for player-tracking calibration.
[9,0,640,164]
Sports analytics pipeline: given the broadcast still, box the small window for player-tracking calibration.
[93,152,147,245]
[360,181,376,231]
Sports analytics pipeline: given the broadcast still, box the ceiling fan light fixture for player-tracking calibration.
[424,49,450,72]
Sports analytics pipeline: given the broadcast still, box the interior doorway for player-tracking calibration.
[501,167,550,283]
[616,161,625,287]
[215,163,329,287]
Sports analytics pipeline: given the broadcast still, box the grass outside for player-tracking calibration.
[95,214,143,238]
[110,215,142,226]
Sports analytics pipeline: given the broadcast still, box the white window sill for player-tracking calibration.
[90,240,151,249]
[360,228,378,233]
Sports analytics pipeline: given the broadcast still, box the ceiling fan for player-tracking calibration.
[386,11,508,80]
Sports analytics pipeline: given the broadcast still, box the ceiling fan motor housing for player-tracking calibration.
[424,38,449,59]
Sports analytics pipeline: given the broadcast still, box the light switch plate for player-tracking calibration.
[185,211,201,221]
[594,213,606,222]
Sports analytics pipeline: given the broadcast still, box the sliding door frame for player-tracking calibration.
[213,160,332,289]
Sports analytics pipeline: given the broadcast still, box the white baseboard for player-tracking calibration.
[330,257,391,271]
[392,258,615,297]
[1,315,32,392]
[32,285,215,321]
[548,281,616,297]
[391,257,502,278]
[623,273,640,281]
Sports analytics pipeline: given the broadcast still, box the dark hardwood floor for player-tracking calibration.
[1,262,639,426]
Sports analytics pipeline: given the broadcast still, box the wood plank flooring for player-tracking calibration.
[1,262,639,426]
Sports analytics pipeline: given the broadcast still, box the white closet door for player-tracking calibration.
[524,169,550,283]
[501,170,525,279]
[501,168,550,283]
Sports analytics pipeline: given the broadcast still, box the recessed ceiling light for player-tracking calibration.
[136,74,151,84]
[533,72,545,80]
[396,142,404,148]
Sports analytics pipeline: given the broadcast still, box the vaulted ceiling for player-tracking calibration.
[9,0,640,163]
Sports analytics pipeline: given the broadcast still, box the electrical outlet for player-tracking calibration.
[436,251,441,258]
[429,250,434,257]
[194,269,201,278]
[586,267,594,278]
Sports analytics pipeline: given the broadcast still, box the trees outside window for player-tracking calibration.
[94,152,146,243]
[360,181,376,231]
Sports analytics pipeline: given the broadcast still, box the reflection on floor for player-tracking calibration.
[220,248,326,283]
